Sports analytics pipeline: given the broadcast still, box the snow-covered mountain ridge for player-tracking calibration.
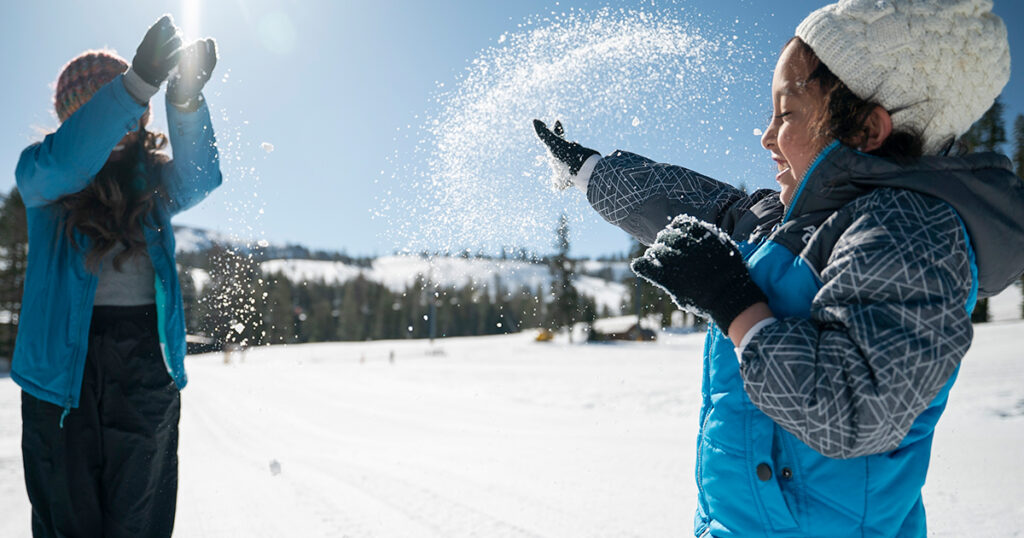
[175,226,634,314]
[174,226,1023,322]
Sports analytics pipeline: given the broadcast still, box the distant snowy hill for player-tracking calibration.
[174,226,634,314]
[174,225,245,253]
[261,256,630,314]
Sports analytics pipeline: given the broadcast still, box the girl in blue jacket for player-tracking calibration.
[13,15,221,537]
[535,0,1020,536]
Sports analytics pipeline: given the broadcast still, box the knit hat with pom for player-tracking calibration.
[795,0,1010,155]
[54,50,129,123]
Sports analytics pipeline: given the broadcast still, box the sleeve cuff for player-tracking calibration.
[573,154,602,193]
[734,317,777,364]
[122,69,160,105]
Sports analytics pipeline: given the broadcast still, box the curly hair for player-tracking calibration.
[58,129,170,272]
[789,37,924,160]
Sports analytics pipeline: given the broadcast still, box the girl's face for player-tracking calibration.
[760,41,828,207]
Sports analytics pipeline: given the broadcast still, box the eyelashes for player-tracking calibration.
[765,111,792,125]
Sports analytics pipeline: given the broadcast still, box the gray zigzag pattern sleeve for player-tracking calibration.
[740,190,974,459]
[587,151,752,244]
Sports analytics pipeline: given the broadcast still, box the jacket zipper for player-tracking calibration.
[781,140,839,224]
[61,266,97,429]
[695,329,716,528]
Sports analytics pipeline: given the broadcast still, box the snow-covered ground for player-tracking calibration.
[1,318,1022,537]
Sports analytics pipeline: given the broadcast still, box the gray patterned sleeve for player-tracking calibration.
[587,151,761,244]
[740,190,974,459]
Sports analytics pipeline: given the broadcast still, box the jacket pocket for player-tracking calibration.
[748,412,800,532]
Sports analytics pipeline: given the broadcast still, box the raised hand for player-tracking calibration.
[630,215,768,332]
[167,38,218,111]
[533,119,600,190]
[132,15,182,87]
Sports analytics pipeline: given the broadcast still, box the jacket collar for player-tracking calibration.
[785,143,1023,297]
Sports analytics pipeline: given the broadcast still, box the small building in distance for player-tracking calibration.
[587,315,657,342]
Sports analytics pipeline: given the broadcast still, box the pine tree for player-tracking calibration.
[178,268,201,336]
[263,273,297,344]
[622,238,693,329]
[549,214,581,340]
[0,188,28,361]
[959,98,1006,153]
[959,98,1007,323]
[1014,114,1024,319]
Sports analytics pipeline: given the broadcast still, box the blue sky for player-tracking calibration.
[2,1,1022,258]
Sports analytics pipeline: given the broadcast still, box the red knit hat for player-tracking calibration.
[54,50,128,123]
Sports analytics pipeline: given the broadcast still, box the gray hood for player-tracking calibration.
[790,143,1024,298]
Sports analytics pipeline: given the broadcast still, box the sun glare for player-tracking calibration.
[181,0,201,38]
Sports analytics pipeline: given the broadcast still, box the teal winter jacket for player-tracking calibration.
[586,142,1024,537]
[12,75,221,415]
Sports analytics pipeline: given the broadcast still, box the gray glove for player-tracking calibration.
[123,15,182,104]
[167,38,218,111]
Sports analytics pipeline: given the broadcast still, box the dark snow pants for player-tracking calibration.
[21,305,180,538]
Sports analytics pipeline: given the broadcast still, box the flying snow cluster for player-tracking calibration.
[380,6,761,257]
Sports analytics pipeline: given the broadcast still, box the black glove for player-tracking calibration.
[167,38,218,111]
[533,119,600,178]
[131,15,183,87]
[630,215,768,332]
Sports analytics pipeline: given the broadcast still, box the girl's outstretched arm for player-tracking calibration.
[587,151,778,244]
[16,78,146,208]
[159,97,222,216]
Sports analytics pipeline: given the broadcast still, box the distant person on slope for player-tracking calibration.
[534,0,1021,536]
[13,15,221,538]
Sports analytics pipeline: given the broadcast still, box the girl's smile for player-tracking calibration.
[760,41,828,207]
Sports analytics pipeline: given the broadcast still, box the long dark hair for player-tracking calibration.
[58,129,169,272]
[789,37,924,160]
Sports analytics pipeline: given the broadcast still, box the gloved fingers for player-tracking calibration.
[178,39,216,82]
[533,119,567,152]
[162,35,184,65]
[201,38,218,72]
[629,254,664,283]
[664,214,736,249]
[147,15,177,42]
[145,15,181,55]
[553,120,564,137]
[632,241,682,280]
[653,227,693,251]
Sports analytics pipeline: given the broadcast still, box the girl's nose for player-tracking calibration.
[761,122,777,151]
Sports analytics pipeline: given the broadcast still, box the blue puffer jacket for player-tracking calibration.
[586,141,1024,537]
[12,75,221,416]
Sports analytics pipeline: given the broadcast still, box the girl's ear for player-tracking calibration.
[861,106,892,152]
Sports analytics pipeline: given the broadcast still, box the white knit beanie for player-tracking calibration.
[795,0,1010,155]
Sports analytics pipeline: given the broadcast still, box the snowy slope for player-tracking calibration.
[989,280,1022,322]
[2,323,1022,537]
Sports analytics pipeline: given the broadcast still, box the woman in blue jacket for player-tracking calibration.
[535,0,1020,536]
[13,15,221,537]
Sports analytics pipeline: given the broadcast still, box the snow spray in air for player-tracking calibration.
[183,68,273,347]
[379,5,762,257]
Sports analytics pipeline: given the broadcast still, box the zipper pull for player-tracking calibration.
[59,400,71,429]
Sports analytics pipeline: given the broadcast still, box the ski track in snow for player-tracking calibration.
[1,321,1023,537]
